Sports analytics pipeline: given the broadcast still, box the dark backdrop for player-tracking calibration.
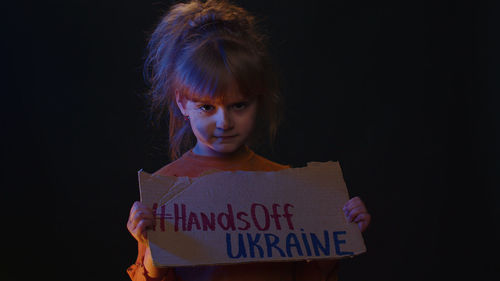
[4,0,499,280]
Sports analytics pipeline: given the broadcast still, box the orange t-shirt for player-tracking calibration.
[127,147,338,281]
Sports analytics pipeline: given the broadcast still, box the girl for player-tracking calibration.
[127,0,371,280]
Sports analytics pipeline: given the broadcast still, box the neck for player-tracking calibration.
[192,144,249,158]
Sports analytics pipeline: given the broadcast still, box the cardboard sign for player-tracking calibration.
[138,161,366,267]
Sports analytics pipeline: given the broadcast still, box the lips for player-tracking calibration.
[214,135,238,142]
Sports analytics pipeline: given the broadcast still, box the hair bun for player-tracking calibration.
[185,0,254,37]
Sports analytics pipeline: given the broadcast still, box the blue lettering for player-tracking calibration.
[333,231,354,256]
[264,233,285,257]
[300,230,312,256]
[310,231,330,256]
[247,233,264,258]
[285,233,303,257]
[226,233,247,258]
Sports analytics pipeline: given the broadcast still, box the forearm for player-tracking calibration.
[143,246,170,280]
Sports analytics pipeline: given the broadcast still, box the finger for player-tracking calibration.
[343,199,366,212]
[128,203,155,235]
[353,212,370,223]
[354,213,371,232]
[344,202,366,219]
[129,201,141,218]
[130,218,152,243]
[135,218,153,233]
[127,219,135,233]
[345,206,366,222]
[343,196,362,211]
[358,214,371,232]
[347,205,367,215]
[129,201,152,219]
[128,211,144,231]
[348,197,363,209]
[358,221,368,232]
[135,220,151,243]
[127,213,143,233]
[138,208,155,221]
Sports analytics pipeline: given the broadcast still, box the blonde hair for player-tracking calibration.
[144,0,282,160]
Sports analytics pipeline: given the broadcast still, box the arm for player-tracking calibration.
[127,201,171,281]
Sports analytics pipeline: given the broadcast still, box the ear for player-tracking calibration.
[175,90,187,116]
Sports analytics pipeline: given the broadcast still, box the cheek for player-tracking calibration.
[240,107,257,133]
[190,116,215,140]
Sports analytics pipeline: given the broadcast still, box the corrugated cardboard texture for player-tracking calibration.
[138,161,366,267]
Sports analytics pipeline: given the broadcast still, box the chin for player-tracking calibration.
[211,143,242,154]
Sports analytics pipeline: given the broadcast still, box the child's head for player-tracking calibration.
[144,0,281,160]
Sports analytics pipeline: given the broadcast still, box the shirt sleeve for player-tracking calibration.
[127,243,176,281]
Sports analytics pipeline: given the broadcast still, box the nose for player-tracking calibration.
[215,107,233,130]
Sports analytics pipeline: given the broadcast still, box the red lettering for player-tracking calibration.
[237,212,250,230]
[270,203,282,230]
[174,203,186,232]
[217,204,236,231]
[165,202,294,232]
[201,213,216,231]
[152,203,158,231]
[284,203,294,230]
[160,204,166,232]
[187,212,201,231]
[251,203,270,231]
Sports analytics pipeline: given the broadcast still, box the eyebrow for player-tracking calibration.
[189,96,222,104]
[190,96,250,105]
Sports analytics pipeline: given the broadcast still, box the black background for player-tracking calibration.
[3,0,499,280]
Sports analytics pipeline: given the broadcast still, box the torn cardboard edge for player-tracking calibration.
[139,161,366,267]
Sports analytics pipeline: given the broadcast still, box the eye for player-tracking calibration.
[232,102,248,111]
[199,104,215,112]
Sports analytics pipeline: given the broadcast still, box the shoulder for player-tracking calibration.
[152,150,211,178]
[250,153,290,171]
[153,157,189,177]
[152,161,177,177]
[153,149,290,176]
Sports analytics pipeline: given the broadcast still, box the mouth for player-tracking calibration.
[215,135,238,139]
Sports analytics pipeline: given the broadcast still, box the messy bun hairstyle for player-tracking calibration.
[144,0,282,160]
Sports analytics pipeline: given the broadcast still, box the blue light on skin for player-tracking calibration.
[175,89,257,158]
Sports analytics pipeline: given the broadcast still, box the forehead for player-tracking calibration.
[187,92,249,105]
[181,77,253,105]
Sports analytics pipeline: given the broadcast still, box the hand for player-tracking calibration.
[343,196,371,232]
[127,201,154,244]
[128,202,168,278]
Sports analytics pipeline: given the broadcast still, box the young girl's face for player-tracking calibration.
[176,91,257,157]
